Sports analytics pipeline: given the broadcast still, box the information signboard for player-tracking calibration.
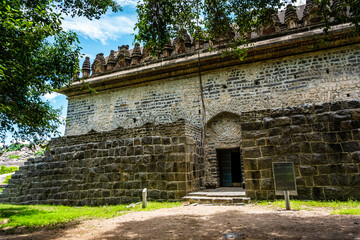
[272,162,297,196]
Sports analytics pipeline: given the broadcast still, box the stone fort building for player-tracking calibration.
[2,1,360,205]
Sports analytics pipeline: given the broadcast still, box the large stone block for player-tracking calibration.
[342,141,360,152]
[274,117,291,126]
[243,148,261,158]
[300,166,317,176]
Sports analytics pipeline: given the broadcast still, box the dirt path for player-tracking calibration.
[1,204,360,240]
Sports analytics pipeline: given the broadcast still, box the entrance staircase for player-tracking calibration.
[182,187,251,205]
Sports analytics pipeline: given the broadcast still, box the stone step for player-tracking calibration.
[187,192,246,198]
[182,196,251,205]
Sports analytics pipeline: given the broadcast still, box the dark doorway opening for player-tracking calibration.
[217,148,243,187]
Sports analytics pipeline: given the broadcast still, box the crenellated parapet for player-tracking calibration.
[80,3,355,78]
[175,29,192,54]
[91,53,106,75]
[131,43,142,66]
[302,0,323,27]
[162,42,173,58]
[285,4,299,30]
[107,50,116,71]
[258,13,282,37]
[143,45,158,63]
[116,45,131,69]
[331,0,347,18]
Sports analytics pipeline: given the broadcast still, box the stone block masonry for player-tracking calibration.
[65,44,360,136]
[0,121,205,205]
[241,100,360,200]
[2,100,360,203]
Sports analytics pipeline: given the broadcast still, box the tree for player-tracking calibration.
[0,0,121,144]
[135,0,360,55]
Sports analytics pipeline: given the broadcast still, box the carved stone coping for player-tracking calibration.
[58,24,359,97]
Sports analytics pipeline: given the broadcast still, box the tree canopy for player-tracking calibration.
[0,0,120,144]
[135,0,360,53]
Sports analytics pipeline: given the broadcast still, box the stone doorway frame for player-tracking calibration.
[216,147,244,188]
[204,111,243,189]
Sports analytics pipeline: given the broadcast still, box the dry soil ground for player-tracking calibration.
[1,204,360,240]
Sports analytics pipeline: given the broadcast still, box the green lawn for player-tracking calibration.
[0,202,182,231]
[258,199,360,215]
[0,166,19,175]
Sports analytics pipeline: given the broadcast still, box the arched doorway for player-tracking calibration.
[205,112,244,188]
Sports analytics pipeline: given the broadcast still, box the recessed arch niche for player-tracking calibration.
[204,111,243,188]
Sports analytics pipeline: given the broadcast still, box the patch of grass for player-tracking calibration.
[258,199,360,214]
[34,149,45,156]
[0,166,19,175]
[8,155,21,159]
[0,201,181,230]
[0,143,25,155]
[130,201,181,212]
[334,208,360,215]
[3,175,12,184]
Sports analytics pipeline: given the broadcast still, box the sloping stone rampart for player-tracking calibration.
[0,121,205,205]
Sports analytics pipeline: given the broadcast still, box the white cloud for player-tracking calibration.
[62,15,136,45]
[81,53,95,60]
[116,0,139,6]
[43,92,59,100]
[59,115,66,121]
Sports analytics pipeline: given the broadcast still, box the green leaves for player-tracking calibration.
[135,0,360,57]
[54,0,121,20]
[0,0,120,144]
[134,0,284,50]
[135,0,201,52]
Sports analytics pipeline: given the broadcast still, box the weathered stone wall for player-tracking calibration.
[0,121,205,205]
[241,100,360,200]
[66,44,360,137]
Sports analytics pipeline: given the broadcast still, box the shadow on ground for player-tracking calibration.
[97,209,360,240]
[1,207,360,240]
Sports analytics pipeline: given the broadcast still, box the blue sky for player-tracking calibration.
[41,0,139,141]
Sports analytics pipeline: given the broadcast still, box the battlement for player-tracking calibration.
[79,2,346,79]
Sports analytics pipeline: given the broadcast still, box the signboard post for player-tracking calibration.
[272,162,297,210]
[142,188,147,208]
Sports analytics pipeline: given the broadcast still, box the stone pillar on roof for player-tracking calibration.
[303,0,321,27]
[285,4,299,30]
[131,43,143,65]
[162,42,173,58]
[82,56,91,78]
[91,53,106,75]
[107,50,117,71]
